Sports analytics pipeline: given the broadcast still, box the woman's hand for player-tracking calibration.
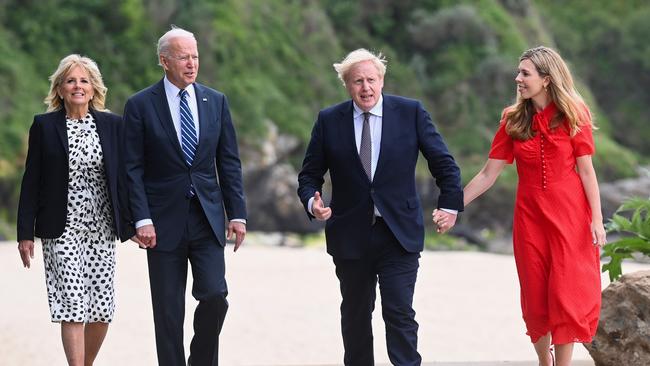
[18,240,35,268]
[591,220,607,247]
[130,235,147,249]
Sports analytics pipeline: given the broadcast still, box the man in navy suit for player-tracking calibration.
[123,26,246,366]
[298,49,463,365]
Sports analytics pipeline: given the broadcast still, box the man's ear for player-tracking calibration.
[159,55,169,71]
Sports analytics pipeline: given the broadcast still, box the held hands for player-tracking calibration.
[591,219,607,247]
[18,240,35,268]
[432,209,457,234]
[312,191,331,221]
[130,235,147,249]
[227,221,246,252]
[136,224,157,249]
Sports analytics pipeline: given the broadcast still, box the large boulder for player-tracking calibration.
[241,121,323,233]
[244,163,323,233]
[585,270,650,366]
[600,171,650,220]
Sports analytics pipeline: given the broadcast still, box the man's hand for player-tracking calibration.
[18,240,35,268]
[136,224,157,248]
[227,221,246,252]
[312,192,332,221]
[432,209,457,234]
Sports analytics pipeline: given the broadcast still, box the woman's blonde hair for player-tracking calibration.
[44,54,108,112]
[505,46,591,139]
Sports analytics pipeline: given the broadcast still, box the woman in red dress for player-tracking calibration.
[449,46,606,365]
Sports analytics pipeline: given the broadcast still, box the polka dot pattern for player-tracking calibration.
[42,113,117,323]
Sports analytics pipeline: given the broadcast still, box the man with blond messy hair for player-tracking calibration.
[298,48,463,365]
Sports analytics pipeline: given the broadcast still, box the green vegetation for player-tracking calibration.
[602,198,650,281]
[0,0,648,239]
[424,230,476,251]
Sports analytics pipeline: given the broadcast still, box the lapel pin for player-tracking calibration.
[202,98,207,102]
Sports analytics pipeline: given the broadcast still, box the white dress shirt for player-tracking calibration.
[163,77,200,143]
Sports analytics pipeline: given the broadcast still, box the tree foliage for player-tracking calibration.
[0,0,647,238]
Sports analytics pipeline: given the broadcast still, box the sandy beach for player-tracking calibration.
[2,240,643,365]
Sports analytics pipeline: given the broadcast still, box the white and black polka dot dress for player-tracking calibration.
[42,113,117,323]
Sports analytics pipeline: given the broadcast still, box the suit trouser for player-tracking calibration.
[147,198,228,366]
[333,218,421,366]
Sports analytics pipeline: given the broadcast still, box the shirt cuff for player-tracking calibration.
[230,218,247,225]
[439,208,458,215]
[135,219,153,228]
[307,197,315,215]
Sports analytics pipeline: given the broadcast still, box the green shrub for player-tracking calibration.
[601,197,650,281]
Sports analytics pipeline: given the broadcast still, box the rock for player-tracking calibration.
[600,169,650,220]
[241,120,322,233]
[244,163,323,233]
[584,270,650,366]
[241,120,301,171]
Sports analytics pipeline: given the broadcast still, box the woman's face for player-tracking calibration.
[515,59,548,101]
[58,66,94,109]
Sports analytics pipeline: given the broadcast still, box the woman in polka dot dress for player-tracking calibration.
[17,54,137,365]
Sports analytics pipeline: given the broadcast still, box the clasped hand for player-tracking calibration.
[432,209,457,234]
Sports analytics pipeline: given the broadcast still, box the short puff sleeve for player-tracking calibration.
[488,113,514,164]
[572,124,595,157]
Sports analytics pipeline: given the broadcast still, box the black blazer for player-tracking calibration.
[298,94,463,259]
[123,80,247,250]
[17,108,134,242]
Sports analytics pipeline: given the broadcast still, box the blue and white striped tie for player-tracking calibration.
[179,89,198,166]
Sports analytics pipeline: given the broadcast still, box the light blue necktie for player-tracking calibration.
[179,89,198,166]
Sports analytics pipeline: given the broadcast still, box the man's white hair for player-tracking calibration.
[333,48,387,85]
[157,26,196,66]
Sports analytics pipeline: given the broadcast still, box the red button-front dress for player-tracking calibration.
[488,102,601,344]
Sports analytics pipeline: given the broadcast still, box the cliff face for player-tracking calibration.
[0,0,648,240]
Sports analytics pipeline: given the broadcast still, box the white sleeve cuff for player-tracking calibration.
[135,219,153,228]
[307,197,315,215]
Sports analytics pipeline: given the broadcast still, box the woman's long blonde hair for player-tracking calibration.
[505,46,591,140]
[44,54,108,112]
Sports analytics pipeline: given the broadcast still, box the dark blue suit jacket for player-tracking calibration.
[123,80,246,251]
[17,109,133,242]
[298,95,463,259]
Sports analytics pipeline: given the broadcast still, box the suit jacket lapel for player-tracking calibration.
[53,109,69,156]
[194,83,210,161]
[150,79,184,159]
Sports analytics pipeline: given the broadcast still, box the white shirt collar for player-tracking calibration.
[163,76,195,100]
[353,94,383,118]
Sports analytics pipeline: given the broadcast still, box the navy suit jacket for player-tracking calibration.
[123,79,246,251]
[298,94,463,259]
[17,109,134,242]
